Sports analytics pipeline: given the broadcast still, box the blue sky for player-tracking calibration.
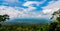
[0,0,58,9]
[0,0,60,22]
[0,0,58,10]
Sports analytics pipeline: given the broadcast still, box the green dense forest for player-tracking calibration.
[0,9,60,31]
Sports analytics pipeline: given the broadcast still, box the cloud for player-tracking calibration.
[0,6,42,19]
[23,0,47,7]
[40,0,60,18]
[0,0,59,20]
[42,9,59,14]
[0,0,24,7]
[23,1,40,6]
[22,1,40,11]
[3,0,19,3]
[0,6,20,18]
[42,9,52,14]
[43,0,60,10]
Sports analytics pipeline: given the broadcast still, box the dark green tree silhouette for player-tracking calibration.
[0,14,9,22]
[51,9,60,22]
[49,9,60,31]
[0,14,9,26]
[49,22,58,31]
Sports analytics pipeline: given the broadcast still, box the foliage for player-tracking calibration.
[0,14,9,22]
[51,9,60,22]
[0,24,49,31]
[0,14,9,27]
[49,9,60,31]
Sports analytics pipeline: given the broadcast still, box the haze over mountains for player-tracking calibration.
[1,18,51,25]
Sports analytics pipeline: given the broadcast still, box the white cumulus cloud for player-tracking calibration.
[0,6,42,19]
[43,0,60,11]
[23,1,40,6]
[41,0,60,17]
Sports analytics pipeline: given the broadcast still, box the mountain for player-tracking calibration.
[1,18,51,25]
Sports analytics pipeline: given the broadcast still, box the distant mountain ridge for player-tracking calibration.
[1,18,51,25]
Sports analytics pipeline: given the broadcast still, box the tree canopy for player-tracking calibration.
[51,9,60,22]
[0,14,9,22]
[49,9,60,31]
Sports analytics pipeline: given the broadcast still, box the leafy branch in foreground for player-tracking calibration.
[49,9,60,31]
[51,9,60,22]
